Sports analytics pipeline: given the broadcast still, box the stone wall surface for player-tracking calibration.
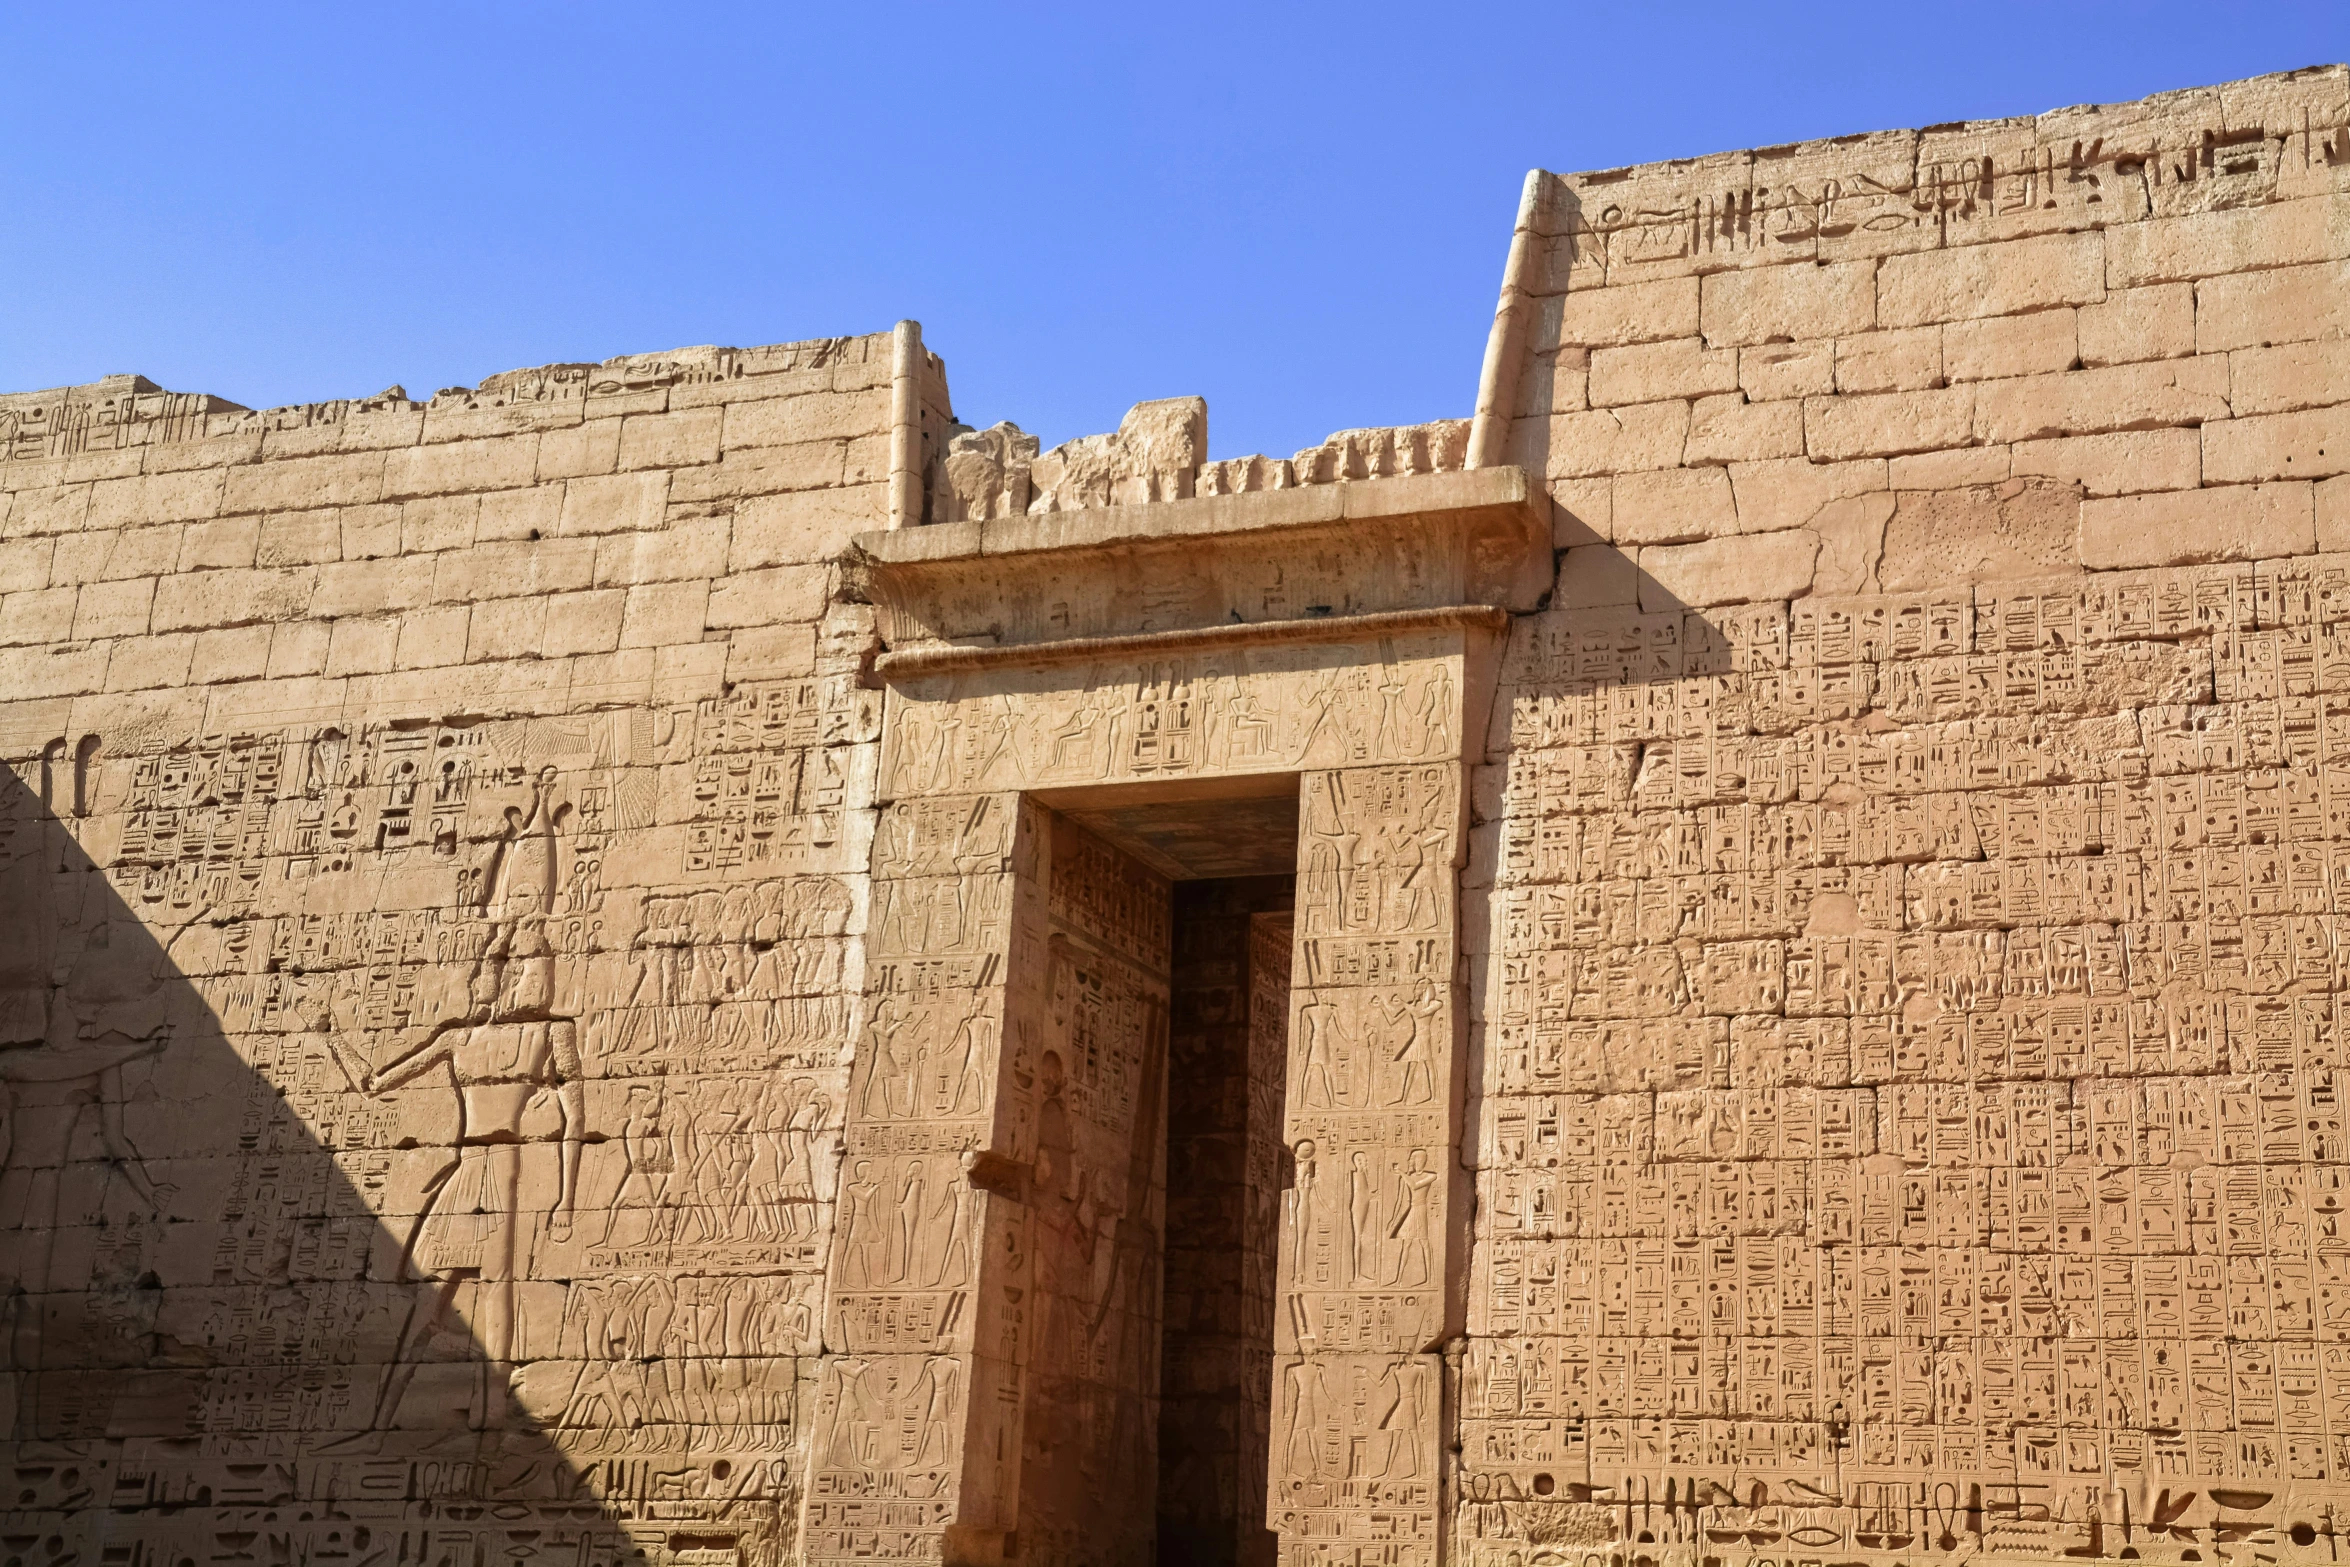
[5,60,2350,1567]
[1463,60,2350,1565]
[0,332,936,1564]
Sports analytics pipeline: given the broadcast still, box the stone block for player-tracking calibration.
[96,524,182,581]
[618,580,709,648]
[325,617,402,677]
[142,429,262,473]
[1554,543,1637,607]
[151,568,315,633]
[2196,261,2350,353]
[1701,262,1873,347]
[466,595,548,662]
[478,485,566,543]
[540,589,627,656]
[2203,404,2350,483]
[1612,467,1737,545]
[432,538,597,604]
[1738,341,1834,401]
[1878,231,2105,327]
[176,516,261,571]
[0,586,78,647]
[390,603,471,669]
[1517,346,1587,417]
[668,440,850,503]
[2106,191,2350,285]
[1889,446,2011,488]
[2231,340,2350,416]
[705,564,832,629]
[1727,456,1885,534]
[1548,476,1611,545]
[2010,430,2202,496]
[1972,358,2231,443]
[593,517,731,587]
[264,618,330,677]
[721,388,887,450]
[559,472,670,536]
[1684,393,1805,464]
[1803,386,1975,459]
[1543,402,1688,478]
[1879,478,2078,590]
[2077,283,2194,366]
[7,482,89,534]
[0,537,52,592]
[2322,474,2350,553]
[2079,481,2315,568]
[311,556,434,620]
[1834,327,1942,394]
[188,624,273,683]
[400,494,478,554]
[1587,338,1738,405]
[0,641,110,699]
[222,451,385,514]
[87,468,225,529]
[47,533,108,586]
[1943,311,2078,383]
[1637,528,1817,609]
[381,436,541,501]
[730,483,886,569]
[1549,276,1699,349]
[618,407,723,470]
[72,577,155,641]
[256,511,345,568]
[723,622,819,681]
[420,399,581,444]
[337,503,402,561]
[537,418,622,480]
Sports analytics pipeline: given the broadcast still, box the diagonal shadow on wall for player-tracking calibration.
[0,760,660,1562]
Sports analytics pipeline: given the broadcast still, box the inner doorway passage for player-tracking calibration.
[1037,777,1299,1567]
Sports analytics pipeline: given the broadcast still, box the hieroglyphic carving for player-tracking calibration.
[881,637,1462,800]
[0,656,870,1560]
[1461,559,2350,1564]
[1273,763,1467,1566]
[807,797,1176,1566]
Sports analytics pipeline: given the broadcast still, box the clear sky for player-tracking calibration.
[3,3,2345,462]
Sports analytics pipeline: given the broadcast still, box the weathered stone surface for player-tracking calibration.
[10,65,2350,1567]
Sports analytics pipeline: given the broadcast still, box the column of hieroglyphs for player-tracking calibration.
[1459,64,2350,1566]
[807,787,1034,1562]
[0,334,937,1563]
[1008,814,1175,1564]
[1275,758,1467,1565]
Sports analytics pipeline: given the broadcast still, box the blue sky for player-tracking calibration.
[2,4,2345,461]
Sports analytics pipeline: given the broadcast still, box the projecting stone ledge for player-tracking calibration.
[852,464,1554,653]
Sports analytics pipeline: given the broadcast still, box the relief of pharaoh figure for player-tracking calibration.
[319,766,587,1438]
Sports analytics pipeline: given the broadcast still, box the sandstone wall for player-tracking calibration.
[1463,63,2350,1557]
[0,334,940,1561]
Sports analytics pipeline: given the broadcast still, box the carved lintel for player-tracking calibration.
[873,604,1508,680]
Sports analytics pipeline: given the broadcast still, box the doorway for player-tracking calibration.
[1038,778,1299,1567]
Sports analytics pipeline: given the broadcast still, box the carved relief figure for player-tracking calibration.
[333,768,588,1435]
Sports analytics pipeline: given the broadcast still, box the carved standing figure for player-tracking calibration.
[335,768,587,1436]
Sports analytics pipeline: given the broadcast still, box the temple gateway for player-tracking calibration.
[4,64,2350,1567]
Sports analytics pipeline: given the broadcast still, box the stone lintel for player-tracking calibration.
[855,465,1553,652]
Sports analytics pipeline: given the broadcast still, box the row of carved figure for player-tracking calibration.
[938,396,1472,522]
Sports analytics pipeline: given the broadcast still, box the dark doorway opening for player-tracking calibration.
[1031,775,1299,1567]
[1158,877,1291,1567]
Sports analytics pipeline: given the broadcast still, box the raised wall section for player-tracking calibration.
[1463,62,2350,1562]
